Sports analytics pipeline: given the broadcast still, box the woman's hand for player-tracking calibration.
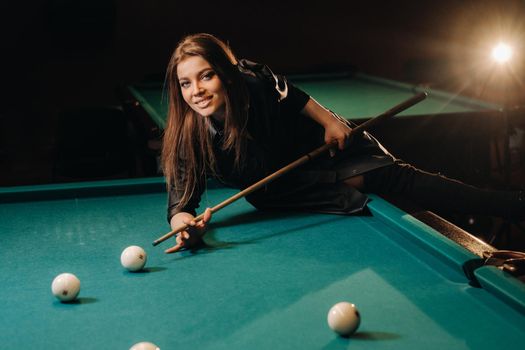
[300,98,352,157]
[165,208,212,254]
[324,118,352,157]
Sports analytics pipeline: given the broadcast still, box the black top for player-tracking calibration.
[167,60,394,221]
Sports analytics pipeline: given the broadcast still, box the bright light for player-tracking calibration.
[491,43,513,63]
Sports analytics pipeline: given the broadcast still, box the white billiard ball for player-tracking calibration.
[121,245,147,272]
[129,341,160,350]
[51,273,81,302]
[327,301,361,336]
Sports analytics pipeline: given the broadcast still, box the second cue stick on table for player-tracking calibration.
[153,91,428,248]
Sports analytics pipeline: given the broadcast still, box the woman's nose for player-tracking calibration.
[192,82,204,96]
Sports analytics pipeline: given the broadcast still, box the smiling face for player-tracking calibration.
[177,55,227,121]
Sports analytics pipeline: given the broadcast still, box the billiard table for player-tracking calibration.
[1,178,524,349]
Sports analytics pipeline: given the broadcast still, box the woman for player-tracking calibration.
[162,33,523,253]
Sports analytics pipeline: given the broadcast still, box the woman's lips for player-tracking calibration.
[194,96,212,108]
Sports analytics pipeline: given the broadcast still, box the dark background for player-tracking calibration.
[1,0,524,247]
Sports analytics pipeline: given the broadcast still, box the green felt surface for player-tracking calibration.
[294,74,500,119]
[1,179,525,349]
[128,73,501,129]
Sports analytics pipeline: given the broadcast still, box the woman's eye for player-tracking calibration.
[180,81,190,88]
[202,72,214,80]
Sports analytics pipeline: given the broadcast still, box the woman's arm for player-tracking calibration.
[300,97,352,153]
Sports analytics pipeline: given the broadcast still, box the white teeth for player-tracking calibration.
[195,97,211,108]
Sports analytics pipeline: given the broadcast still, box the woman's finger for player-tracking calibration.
[165,242,184,254]
[338,137,345,150]
[165,235,185,254]
[202,208,212,223]
[194,222,205,231]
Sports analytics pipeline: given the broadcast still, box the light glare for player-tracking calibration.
[491,43,513,63]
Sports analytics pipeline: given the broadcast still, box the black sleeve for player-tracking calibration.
[266,66,310,114]
[166,166,205,223]
[238,59,310,114]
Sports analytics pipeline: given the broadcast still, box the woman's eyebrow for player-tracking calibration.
[178,68,213,81]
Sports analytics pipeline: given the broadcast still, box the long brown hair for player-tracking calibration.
[162,33,249,211]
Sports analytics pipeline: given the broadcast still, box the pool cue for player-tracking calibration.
[153,91,427,248]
